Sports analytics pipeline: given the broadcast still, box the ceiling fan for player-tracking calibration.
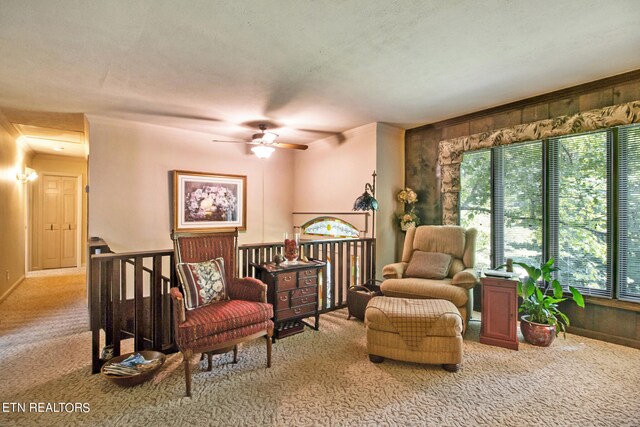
[212,124,308,158]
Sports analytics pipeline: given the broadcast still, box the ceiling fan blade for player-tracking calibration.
[212,139,247,144]
[273,142,308,150]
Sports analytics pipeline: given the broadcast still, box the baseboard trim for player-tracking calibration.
[567,326,640,350]
[0,275,26,305]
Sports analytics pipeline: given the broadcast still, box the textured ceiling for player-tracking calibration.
[0,0,639,145]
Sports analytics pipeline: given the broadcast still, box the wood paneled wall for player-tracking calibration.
[405,70,640,348]
[406,70,640,225]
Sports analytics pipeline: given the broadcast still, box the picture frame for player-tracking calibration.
[173,170,247,232]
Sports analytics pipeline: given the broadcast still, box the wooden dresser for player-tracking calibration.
[252,260,325,341]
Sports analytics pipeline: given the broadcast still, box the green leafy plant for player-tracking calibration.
[508,258,585,337]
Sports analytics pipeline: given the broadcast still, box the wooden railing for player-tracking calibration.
[239,237,376,313]
[89,236,376,373]
[89,241,174,373]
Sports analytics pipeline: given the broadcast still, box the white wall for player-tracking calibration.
[376,123,405,275]
[0,114,29,301]
[293,122,377,216]
[87,116,294,252]
[87,117,405,280]
[293,122,404,278]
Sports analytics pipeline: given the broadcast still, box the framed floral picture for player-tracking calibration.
[173,170,247,232]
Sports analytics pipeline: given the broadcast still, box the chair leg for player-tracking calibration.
[183,349,193,398]
[233,345,238,364]
[207,352,213,371]
[266,328,273,368]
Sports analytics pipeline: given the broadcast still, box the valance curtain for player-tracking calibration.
[438,100,640,224]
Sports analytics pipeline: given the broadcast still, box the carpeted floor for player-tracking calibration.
[1,273,639,426]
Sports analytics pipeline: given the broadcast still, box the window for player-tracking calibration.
[460,142,542,271]
[548,131,611,296]
[459,125,640,301]
[494,142,543,269]
[301,217,359,238]
[460,150,491,269]
[618,125,640,302]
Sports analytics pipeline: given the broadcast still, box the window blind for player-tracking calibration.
[618,124,640,302]
[548,131,611,297]
[491,147,505,267]
[495,141,543,269]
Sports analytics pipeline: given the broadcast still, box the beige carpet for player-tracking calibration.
[1,274,639,426]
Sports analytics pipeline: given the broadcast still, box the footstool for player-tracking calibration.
[364,297,464,372]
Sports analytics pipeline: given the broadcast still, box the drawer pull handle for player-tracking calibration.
[301,297,308,303]
[304,279,313,285]
[294,308,302,314]
[284,276,292,281]
[279,296,288,301]
[302,289,309,294]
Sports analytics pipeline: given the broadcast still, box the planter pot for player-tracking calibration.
[520,315,556,347]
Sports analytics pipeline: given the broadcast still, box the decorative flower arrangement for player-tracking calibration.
[396,187,420,230]
[397,187,418,204]
[185,185,237,221]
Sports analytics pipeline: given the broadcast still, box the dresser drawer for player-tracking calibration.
[275,292,290,311]
[299,268,317,279]
[298,276,317,288]
[278,303,316,321]
[276,271,297,290]
[291,294,317,308]
[291,286,317,299]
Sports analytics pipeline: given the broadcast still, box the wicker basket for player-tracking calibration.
[100,351,165,387]
[347,284,382,321]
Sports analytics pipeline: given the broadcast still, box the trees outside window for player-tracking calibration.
[549,132,610,296]
[460,150,491,269]
[619,125,640,302]
[459,125,640,301]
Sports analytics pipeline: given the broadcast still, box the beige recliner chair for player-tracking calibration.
[381,225,478,329]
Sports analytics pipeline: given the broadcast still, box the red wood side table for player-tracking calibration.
[480,276,519,350]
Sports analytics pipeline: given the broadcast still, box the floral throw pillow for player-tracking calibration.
[176,258,227,310]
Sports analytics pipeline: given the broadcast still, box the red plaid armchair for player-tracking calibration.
[170,231,274,397]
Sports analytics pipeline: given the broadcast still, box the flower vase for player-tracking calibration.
[284,232,300,264]
[401,221,415,231]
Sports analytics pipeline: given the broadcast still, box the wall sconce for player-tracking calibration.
[16,167,38,183]
[352,171,378,236]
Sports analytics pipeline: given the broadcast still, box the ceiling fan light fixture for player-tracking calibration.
[252,131,277,144]
[262,131,277,143]
[251,145,275,159]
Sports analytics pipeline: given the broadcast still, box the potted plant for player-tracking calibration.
[510,258,585,347]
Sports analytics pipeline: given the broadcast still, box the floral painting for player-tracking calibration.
[173,170,246,232]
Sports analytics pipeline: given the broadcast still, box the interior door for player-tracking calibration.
[60,177,77,267]
[41,175,78,269]
[42,176,62,269]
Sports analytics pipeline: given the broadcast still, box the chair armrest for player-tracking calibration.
[170,287,186,324]
[382,262,408,279]
[451,268,478,290]
[229,277,268,303]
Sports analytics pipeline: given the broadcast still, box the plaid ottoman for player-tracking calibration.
[364,297,464,372]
